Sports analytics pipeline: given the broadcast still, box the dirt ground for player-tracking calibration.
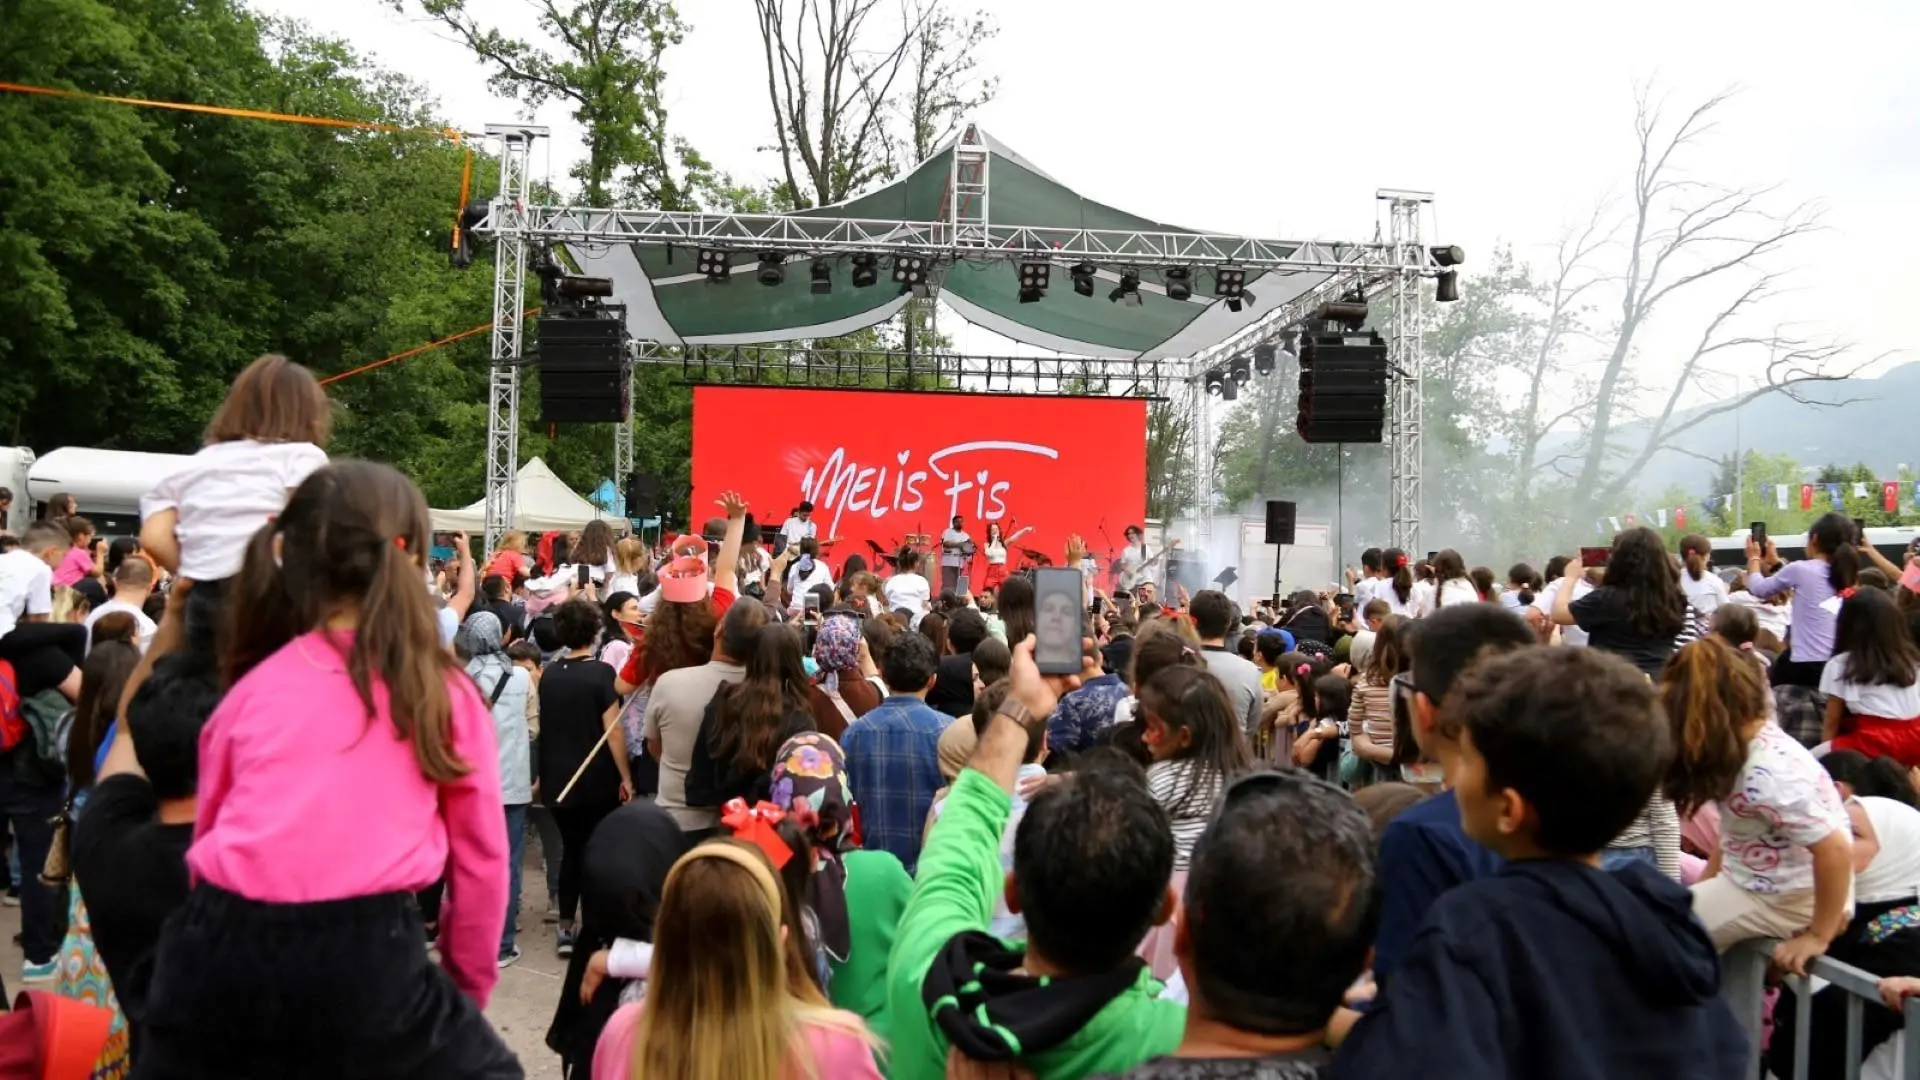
[1,833,569,1077]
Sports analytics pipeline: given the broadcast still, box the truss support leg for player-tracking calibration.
[1387,195,1428,554]
[484,129,539,554]
[612,366,634,512]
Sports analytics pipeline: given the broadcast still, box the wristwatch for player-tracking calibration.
[995,699,1036,730]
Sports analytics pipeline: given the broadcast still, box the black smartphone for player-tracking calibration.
[431,530,457,551]
[1032,567,1084,675]
[804,592,822,614]
[1425,551,1437,564]
[1853,517,1867,544]
[576,563,591,587]
[1578,546,1611,567]
[956,573,972,596]
[1750,521,1767,547]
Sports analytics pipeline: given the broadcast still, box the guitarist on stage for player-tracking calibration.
[1116,524,1180,594]
[938,515,973,596]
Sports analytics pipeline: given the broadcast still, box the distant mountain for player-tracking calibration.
[1538,362,1920,495]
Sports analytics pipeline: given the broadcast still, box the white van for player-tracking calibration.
[1,445,195,538]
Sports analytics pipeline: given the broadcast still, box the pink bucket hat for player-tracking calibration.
[658,534,711,604]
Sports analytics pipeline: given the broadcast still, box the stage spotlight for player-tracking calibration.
[1220,377,1238,402]
[1280,330,1300,362]
[1205,368,1225,397]
[1109,270,1142,306]
[1214,265,1247,298]
[757,252,786,287]
[1164,266,1193,301]
[891,253,930,288]
[1435,269,1460,303]
[1430,244,1465,267]
[810,258,832,295]
[851,253,879,288]
[1253,343,1278,375]
[554,275,614,300]
[697,247,732,282]
[1224,289,1257,314]
[450,201,489,269]
[1018,259,1050,303]
[1070,262,1098,297]
[1230,354,1252,386]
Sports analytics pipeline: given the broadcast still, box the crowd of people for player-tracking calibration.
[9,357,1920,1078]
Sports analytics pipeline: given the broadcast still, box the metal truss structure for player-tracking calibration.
[632,341,1181,399]
[481,124,544,551]
[474,126,1439,553]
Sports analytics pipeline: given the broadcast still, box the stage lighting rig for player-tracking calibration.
[1109,270,1142,307]
[450,201,489,270]
[1224,290,1257,314]
[1164,266,1193,301]
[1253,343,1278,376]
[1018,259,1050,303]
[1230,354,1252,386]
[892,253,931,291]
[1205,368,1226,397]
[697,247,732,282]
[1070,262,1098,297]
[1430,244,1464,303]
[1214,265,1247,298]
[810,258,833,295]
[851,253,879,288]
[757,252,786,287]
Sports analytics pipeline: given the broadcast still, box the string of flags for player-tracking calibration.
[1594,480,1919,535]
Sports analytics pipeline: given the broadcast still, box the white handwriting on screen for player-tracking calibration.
[800,441,1059,533]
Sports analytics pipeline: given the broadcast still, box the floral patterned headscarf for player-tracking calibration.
[812,615,864,691]
[768,732,857,854]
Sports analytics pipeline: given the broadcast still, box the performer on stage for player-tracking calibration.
[939,515,973,596]
[777,501,817,551]
[1116,524,1179,594]
[980,521,1033,592]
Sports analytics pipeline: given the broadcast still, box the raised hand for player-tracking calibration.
[718,490,749,520]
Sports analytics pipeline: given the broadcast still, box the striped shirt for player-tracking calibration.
[1147,758,1224,871]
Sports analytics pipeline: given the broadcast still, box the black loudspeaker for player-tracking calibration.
[1264,500,1297,546]
[537,315,631,423]
[624,472,660,519]
[1296,330,1389,443]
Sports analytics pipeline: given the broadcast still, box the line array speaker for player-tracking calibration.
[537,315,630,423]
[1296,330,1389,443]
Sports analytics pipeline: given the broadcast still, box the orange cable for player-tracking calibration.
[0,81,458,140]
[316,307,541,386]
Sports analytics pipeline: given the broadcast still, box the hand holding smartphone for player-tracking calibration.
[1577,546,1611,568]
[1032,567,1084,675]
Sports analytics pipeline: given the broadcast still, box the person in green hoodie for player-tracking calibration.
[886,637,1186,1080]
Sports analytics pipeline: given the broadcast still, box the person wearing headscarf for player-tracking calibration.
[805,614,886,738]
[545,800,688,1077]
[464,611,532,964]
[768,733,912,1043]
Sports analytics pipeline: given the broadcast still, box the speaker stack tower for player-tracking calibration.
[1295,329,1389,443]
[1265,499,1296,602]
[536,316,632,424]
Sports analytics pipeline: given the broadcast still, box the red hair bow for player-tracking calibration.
[1395,554,1408,568]
[720,799,792,870]
[1839,586,1858,601]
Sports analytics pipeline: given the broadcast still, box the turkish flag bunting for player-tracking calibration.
[1886,481,1900,513]
[1800,484,1815,511]
[1675,506,1687,530]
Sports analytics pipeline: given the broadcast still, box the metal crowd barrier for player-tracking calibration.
[1723,939,1920,1080]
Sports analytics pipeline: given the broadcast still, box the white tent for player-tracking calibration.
[430,457,624,534]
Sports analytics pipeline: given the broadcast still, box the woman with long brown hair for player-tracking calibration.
[1554,527,1688,676]
[591,841,880,1080]
[684,625,817,809]
[1662,639,1852,971]
[138,461,518,1076]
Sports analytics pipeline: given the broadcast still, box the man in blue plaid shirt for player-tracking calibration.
[842,631,952,873]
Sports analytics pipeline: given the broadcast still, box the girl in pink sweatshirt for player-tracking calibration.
[134,460,518,1078]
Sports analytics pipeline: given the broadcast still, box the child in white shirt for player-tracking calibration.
[140,354,330,647]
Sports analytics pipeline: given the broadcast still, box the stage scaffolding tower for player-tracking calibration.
[482,124,545,552]
[473,122,1442,556]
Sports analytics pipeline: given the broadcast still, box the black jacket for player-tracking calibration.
[682,697,815,809]
[926,653,976,718]
[1334,859,1747,1080]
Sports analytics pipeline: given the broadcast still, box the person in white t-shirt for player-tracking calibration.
[939,515,972,596]
[1820,589,1920,763]
[784,538,837,614]
[778,502,818,551]
[85,554,159,651]
[883,548,933,615]
[1429,549,1481,611]
[1677,534,1730,630]
[0,520,85,700]
[1375,548,1416,617]
[140,354,330,646]
[1533,560,1597,646]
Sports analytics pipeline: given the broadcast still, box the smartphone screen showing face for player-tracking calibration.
[1578,546,1611,567]
[1032,567,1085,675]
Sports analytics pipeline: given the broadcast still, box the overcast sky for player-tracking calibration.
[256,0,1919,402]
